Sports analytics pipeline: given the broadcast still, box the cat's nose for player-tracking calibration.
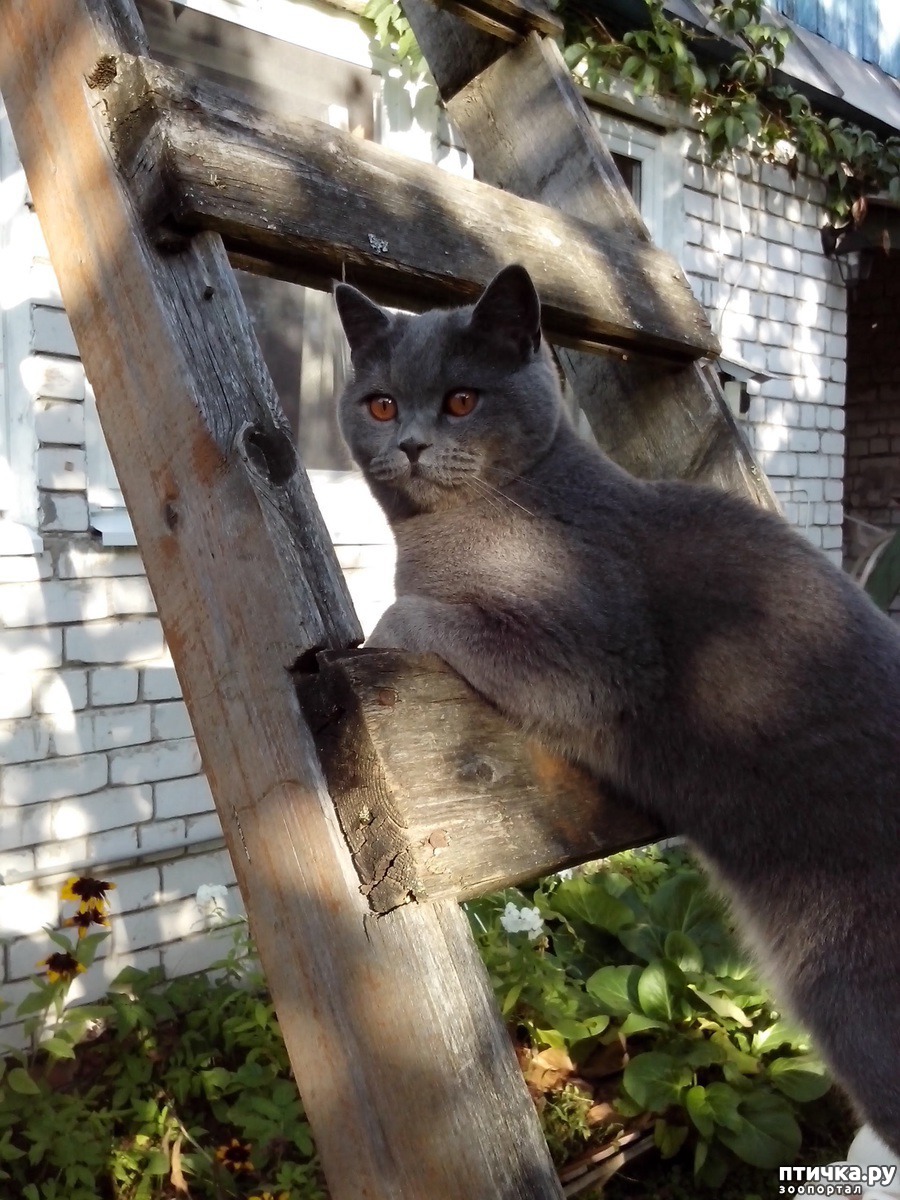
[398,438,431,463]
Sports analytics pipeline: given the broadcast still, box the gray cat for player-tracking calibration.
[334,265,900,1156]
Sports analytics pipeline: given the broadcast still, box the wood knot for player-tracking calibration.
[240,422,296,485]
[424,829,449,856]
[376,688,397,708]
[86,55,117,90]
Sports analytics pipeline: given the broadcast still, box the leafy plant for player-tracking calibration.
[467,847,834,1186]
[0,878,324,1200]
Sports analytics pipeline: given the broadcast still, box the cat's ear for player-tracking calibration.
[334,283,391,362]
[470,265,542,358]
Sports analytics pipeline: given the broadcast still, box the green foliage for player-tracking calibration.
[0,920,324,1200]
[367,0,900,220]
[467,847,833,1185]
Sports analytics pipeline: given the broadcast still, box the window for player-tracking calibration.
[589,106,683,262]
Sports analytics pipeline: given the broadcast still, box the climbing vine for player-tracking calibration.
[363,0,900,220]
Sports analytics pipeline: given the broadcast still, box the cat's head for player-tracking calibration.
[334,265,563,517]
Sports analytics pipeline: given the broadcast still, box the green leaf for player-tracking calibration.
[686,1085,716,1138]
[767,1055,831,1103]
[622,1052,692,1113]
[716,1089,802,1168]
[637,959,686,1023]
[549,878,633,934]
[15,988,53,1018]
[585,965,641,1017]
[42,1037,76,1060]
[619,1012,666,1037]
[664,931,703,974]
[704,1081,744,1132]
[691,987,752,1027]
[6,1068,40,1096]
[654,1118,688,1158]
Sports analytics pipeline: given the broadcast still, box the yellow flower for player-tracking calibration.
[64,908,109,938]
[38,951,86,984]
[214,1138,253,1174]
[61,876,116,912]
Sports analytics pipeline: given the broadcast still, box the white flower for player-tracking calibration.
[555,868,575,881]
[500,902,545,940]
[196,882,229,925]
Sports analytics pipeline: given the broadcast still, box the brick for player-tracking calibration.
[142,666,181,701]
[65,618,165,665]
[812,503,829,526]
[0,878,59,940]
[795,276,829,307]
[53,785,153,839]
[822,525,842,550]
[110,865,160,914]
[760,451,797,477]
[34,669,89,714]
[92,704,153,752]
[162,924,244,978]
[767,348,797,375]
[683,245,719,278]
[88,825,140,864]
[36,447,87,491]
[0,554,52,584]
[820,431,845,455]
[2,751,108,805]
[110,738,202,785]
[0,676,32,719]
[7,932,63,981]
[786,429,820,452]
[684,189,714,221]
[32,306,78,357]
[49,710,96,756]
[90,666,140,706]
[828,503,843,525]
[0,627,62,671]
[825,479,844,502]
[0,803,53,851]
[151,701,193,741]
[759,267,794,297]
[796,453,829,478]
[767,242,801,272]
[40,492,89,532]
[0,717,52,764]
[154,774,213,819]
[20,354,85,400]
[139,818,187,853]
[35,400,84,446]
[828,456,844,478]
[0,848,35,880]
[34,837,89,873]
[162,848,234,900]
[185,811,223,843]
[116,898,195,953]
[815,408,831,430]
[0,579,109,628]
[832,308,848,336]
[58,546,146,579]
[106,576,156,616]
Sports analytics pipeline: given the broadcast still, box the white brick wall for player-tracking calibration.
[679,144,846,561]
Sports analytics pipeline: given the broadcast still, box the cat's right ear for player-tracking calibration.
[470,264,542,360]
[334,283,391,363]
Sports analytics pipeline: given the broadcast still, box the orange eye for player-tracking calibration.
[367,395,397,422]
[444,389,478,418]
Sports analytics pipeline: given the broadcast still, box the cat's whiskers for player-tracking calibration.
[467,475,536,519]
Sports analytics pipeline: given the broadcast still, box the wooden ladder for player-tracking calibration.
[0,1,778,1196]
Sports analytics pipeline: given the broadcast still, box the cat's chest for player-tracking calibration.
[393,509,586,603]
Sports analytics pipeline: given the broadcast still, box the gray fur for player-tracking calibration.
[335,265,900,1152]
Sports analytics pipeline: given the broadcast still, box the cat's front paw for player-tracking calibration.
[365,595,436,652]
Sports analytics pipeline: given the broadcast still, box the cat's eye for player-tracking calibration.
[444,388,479,418]
[366,395,397,422]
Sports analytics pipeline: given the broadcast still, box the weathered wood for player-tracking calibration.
[298,650,662,912]
[437,0,563,41]
[100,54,719,361]
[403,6,780,507]
[0,1,566,1196]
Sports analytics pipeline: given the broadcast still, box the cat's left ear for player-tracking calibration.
[334,282,392,363]
[470,265,542,358]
